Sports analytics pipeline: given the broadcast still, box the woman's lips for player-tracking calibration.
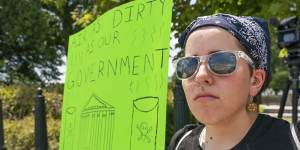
[194,93,219,101]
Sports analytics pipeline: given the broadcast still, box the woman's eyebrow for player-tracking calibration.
[189,49,221,56]
[208,50,221,54]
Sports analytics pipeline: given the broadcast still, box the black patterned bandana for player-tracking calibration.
[178,13,271,82]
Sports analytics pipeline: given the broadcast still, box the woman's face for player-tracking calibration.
[182,27,253,125]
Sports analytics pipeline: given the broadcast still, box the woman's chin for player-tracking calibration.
[198,118,219,125]
[194,111,223,125]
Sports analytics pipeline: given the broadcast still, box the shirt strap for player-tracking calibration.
[290,123,300,150]
[175,130,193,150]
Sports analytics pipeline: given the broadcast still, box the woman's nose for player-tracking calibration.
[194,63,213,85]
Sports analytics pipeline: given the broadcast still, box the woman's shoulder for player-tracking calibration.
[255,114,291,134]
[257,113,300,131]
[168,123,204,150]
[238,113,300,150]
[258,113,289,124]
[258,113,300,128]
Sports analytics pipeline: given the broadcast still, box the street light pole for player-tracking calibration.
[34,87,48,150]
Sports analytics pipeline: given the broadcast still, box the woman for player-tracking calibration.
[169,13,300,150]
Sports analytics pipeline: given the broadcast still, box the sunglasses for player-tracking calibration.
[175,50,255,80]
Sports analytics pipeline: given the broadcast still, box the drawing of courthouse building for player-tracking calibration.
[78,94,115,150]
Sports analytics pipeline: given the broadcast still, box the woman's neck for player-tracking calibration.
[203,111,258,150]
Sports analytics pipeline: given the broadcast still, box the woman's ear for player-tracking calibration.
[249,69,266,96]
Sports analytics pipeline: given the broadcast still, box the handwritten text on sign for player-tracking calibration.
[59,0,172,150]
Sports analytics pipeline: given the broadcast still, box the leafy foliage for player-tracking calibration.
[39,0,130,49]
[2,0,297,90]
[0,0,129,84]
[1,84,62,149]
[4,117,35,150]
[0,84,36,119]
[0,0,65,83]
[0,83,63,119]
[44,90,63,119]
[4,116,60,150]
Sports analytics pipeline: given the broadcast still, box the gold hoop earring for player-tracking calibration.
[247,96,258,112]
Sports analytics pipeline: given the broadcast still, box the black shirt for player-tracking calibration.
[168,114,300,150]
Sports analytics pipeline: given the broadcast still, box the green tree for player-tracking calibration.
[0,0,128,84]
[39,0,130,53]
[1,0,299,88]
[0,0,65,84]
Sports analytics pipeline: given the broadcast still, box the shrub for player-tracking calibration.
[1,84,62,149]
[4,116,60,150]
[4,116,35,150]
[44,91,62,119]
[0,84,36,119]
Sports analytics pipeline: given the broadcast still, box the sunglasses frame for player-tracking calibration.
[175,50,255,80]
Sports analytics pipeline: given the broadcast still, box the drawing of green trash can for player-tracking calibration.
[78,94,115,150]
[130,96,159,150]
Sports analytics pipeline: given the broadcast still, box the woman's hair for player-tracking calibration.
[178,13,271,94]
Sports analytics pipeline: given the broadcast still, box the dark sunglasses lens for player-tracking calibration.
[209,52,236,74]
[176,57,199,79]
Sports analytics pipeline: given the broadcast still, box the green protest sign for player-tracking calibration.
[59,0,172,149]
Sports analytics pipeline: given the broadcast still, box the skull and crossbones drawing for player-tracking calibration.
[136,122,152,143]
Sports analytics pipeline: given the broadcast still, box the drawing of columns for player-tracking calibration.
[78,94,115,150]
[130,96,159,150]
[62,107,77,150]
